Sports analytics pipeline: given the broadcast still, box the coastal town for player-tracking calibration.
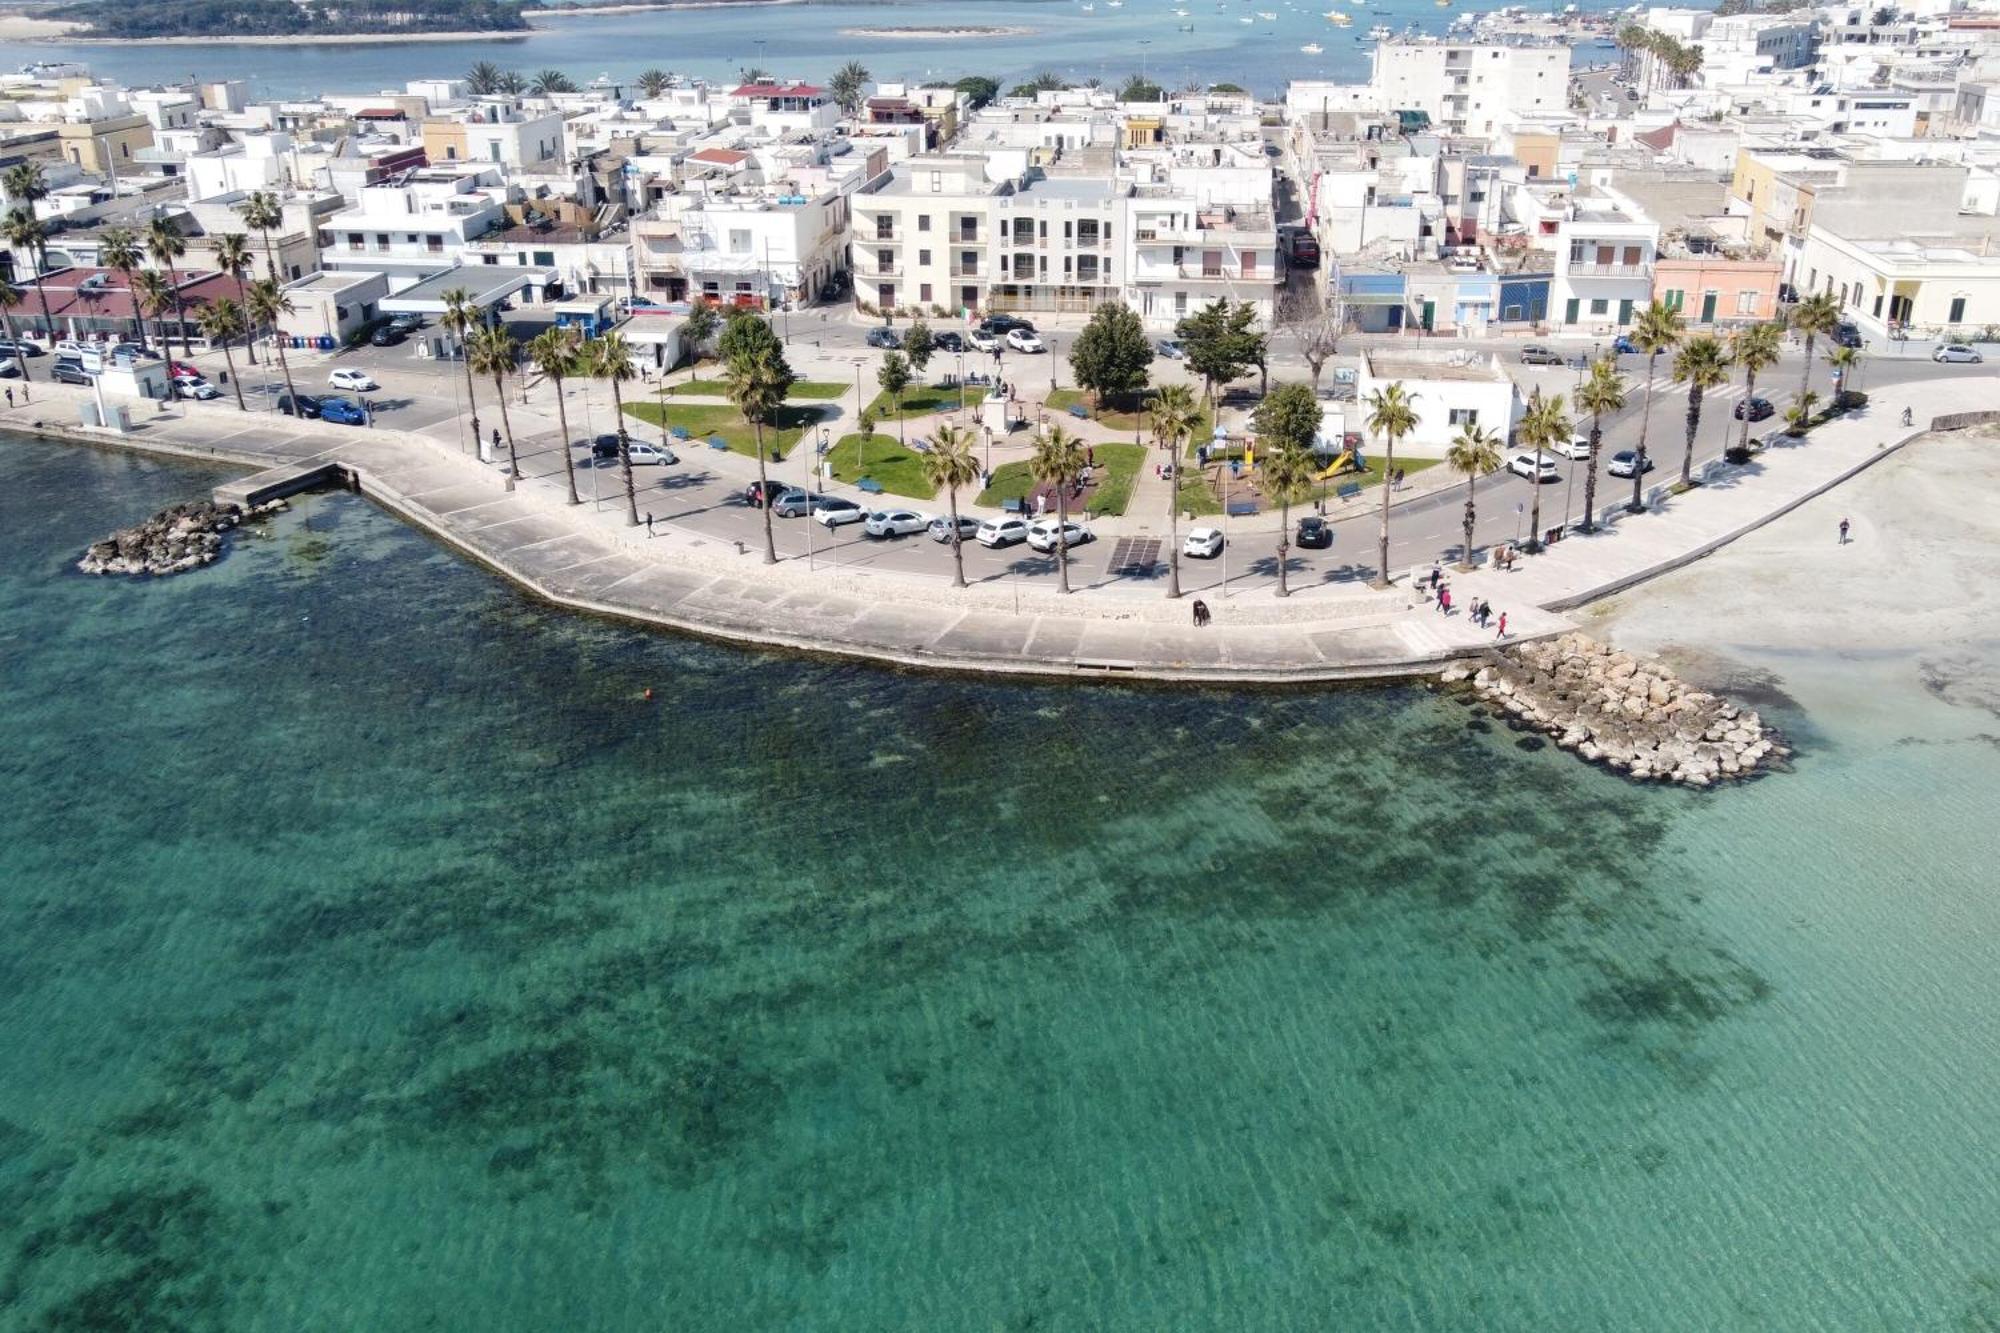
[2,2,1997,689]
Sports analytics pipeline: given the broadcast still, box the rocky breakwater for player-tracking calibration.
[78,498,282,576]
[1442,633,1787,786]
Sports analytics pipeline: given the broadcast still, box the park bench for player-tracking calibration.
[707,436,729,451]
[1003,497,1030,515]
[1226,500,1259,517]
[1067,403,1090,420]
[857,478,885,494]
[670,426,691,441]
[1335,482,1363,503]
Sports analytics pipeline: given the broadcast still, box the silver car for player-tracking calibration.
[1933,344,1983,363]
[928,514,980,543]
[863,509,930,538]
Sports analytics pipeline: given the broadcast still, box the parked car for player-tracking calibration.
[1156,339,1185,359]
[1026,519,1092,552]
[1607,450,1655,478]
[173,377,221,400]
[0,359,16,378]
[1295,515,1332,549]
[54,340,90,359]
[0,338,43,357]
[1183,526,1224,559]
[968,329,1002,354]
[1519,344,1564,366]
[928,513,980,543]
[52,361,92,386]
[932,331,965,354]
[369,325,407,348]
[772,489,839,518]
[624,442,676,465]
[1734,395,1775,421]
[1552,436,1593,461]
[329,367,380,392]
[1005,328,1045,353]
[388,312,424,333]
[585,434,625,462]
[813,497,867,527]
[1934,343,1983,364]
[1611,335,1638,355]
[976,516,1030,547]
[980,315,1035,336]
[1506,451,1561,482]
[865,326,902,350]
[168,361,204,382]
[864,508,931,538]
[277,392,323,418]
[1832,322,1864,349]
[318,396,368,425]
[109,342,155,362]
[744,478,792,506]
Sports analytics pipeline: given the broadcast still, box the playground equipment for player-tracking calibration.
[1313,446,1365,481]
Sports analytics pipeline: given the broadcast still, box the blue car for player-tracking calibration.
[1611,335,1638,355]
[318,396,368,426]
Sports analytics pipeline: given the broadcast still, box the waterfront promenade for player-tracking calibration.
[4,371,1987,682]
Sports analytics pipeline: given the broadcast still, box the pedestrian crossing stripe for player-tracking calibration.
[1641,379,1743,397]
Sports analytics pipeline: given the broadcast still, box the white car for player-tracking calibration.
[975,516,1030,547]
[968,329,1002,354]
[863,508,930,538]
[1005,328,1045,353]
[1183,526,1224,559]
[1933,344,1983,364]
[1026,519,1092,552]
[624,442,677,465]
[328,368,380,392]
[174,377,221,400]
[815,498,868,528]
[1507,452,1561,483]
[1552,436,1593,461]
[928,514,980,543]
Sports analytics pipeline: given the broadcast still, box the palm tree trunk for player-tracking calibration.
[948,484,966,587]
[1681,383,1701,486]
[552,374,580,504]
[1275,497,1290,597]
[219,342,245,411]
[493,373,519,491]
[1056,488,1071,594]
[1373,431,1396,586]
[1460,475,1476,569]
[1,311,29,398]
[754,419,776,564]
[236,273,257,365]
[896,391,904,446]
[166,266,191,358]
[1166,440,1182,599]
[1526,444,1545,553]
[1580,416,1601,533]
[1798,332,1815,403]
[260,225,279,285]
[612,381,638,525]
[273,337,298,415]
[1631,351,1659,512]
[1737,368,1758,454]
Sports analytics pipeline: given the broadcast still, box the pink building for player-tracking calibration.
[1652,256,1782,326]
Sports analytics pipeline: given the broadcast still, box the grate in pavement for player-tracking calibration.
[1108,537,1162,576]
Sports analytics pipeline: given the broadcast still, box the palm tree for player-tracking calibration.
[1728,321,1782,456]
[829,60,872,118]
[469,326,523,491]
[0,277,33,395]
[636,69,673,98]
[465,61,506,95]
[1671,333,1730,487]
[922,423,982,588]
[194,299,249,411]
[1784,390,1820,435]
[1627,299,1683,512]
[438,288,484,453]
[1824,343,1860,404]
[1262,440,1316,597]
[2,161,48,212]
[246,278,299,413]
[588,332,640,526]
[528,326,583,505]
[1445,424,1501,569]
[1789,291,1841,404]
[1573,355,1626,534]
[132,270,176,358]
[495,70,527,95]
[236,190,284,283]
[1149,383,1201,599]
[209,232,257,364]
[724,335,794,563]
[1030,424,1088,594]
[2,208,56,343]
[531,69,578,95]
[98,227,144,344]
[1515,389,1571,553]
[1363,381,1418,587]
[145,216,191,356]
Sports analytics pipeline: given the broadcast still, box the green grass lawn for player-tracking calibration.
[663,377,847,400]
[1172,455,1439,517]
[1176,474,1223,517]
[865,384,973,422]
[974,442,1145,517]
[1046,387,1213,438]
[624,401,828,461]
[822,434,937,500]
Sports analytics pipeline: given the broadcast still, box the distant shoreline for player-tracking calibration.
[529,0,809,15]
[840,23,1035,38]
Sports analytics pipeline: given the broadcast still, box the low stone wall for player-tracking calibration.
[1443,632,1786,785]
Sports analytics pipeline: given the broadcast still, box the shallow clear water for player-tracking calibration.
[5,433,2000,1330]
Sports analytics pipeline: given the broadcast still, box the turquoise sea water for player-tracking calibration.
[5,432,2000,1331]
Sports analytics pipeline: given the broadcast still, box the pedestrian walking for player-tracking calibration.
[645,512,655,537]
[1438,586,1452,615]
[491,427,501,456]
[1429,564,1441,590]
[1839,517,1850,545]
[1495,611,1508,639]
[3,387,12,409]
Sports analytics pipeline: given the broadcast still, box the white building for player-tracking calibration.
[318,167,507,290]
[1550,189,1660,331]
[1355,349,1521,452]
[1370,41,1570,137]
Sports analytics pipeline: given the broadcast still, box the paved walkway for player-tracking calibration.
[4,372,1987,683]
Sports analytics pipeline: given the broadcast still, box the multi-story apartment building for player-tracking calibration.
[421,102,565,172]
[1126,186,1280,326]
[1549,190,1660,330]
[318,166,507,290]
[853,154,1004,316]
[1370,40,1569,137]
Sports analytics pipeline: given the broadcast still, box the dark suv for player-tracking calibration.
[53,361,92,386]
[277,393,323,418]
[980,315,1035,336]
[1832,322,1864,349]
[1296,515,1333,549]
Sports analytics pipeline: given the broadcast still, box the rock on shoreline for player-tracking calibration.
[1442,633,1788,786]
[78,499,284,577]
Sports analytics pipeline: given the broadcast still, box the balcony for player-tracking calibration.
[855,259,903,278]
[949,265,982,278]
[1566,260,1654,278]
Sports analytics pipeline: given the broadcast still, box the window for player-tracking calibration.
[1663,289,1684,312]
[1242,253,1257,278]
[920,283,932,303]
[1583,298,1605,316]
[1448,407,1479,427]
[1622,246,1641,267]
[918,214,931,232]
[1569,239,1586,263]
[1736,289,1758,315]
[879,284,895,308]
[959,251,975,272]
[729,229,752,254]
[532,249,554,266]
[347,232,363,252]
[489,142,501,163]
[876,249,893,271]
[919,249,931,267]
[1950,295,1967,323]
[1202,249,1222,277]
[1564,297,1580,324]
[961,286,977,308]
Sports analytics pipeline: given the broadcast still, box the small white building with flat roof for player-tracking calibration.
[1355,348,1520,453]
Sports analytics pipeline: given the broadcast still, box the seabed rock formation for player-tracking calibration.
[79,498,285,577]
[1442,633,1787,786]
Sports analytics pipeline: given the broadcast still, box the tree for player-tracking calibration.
[1445,424,1502,570]
[1783,390,1819,434]
[877,349,912,446]
[145,215,191,356]
[1363,382,1419,587]
[1824,343,1860,404]
[495,70,527,95]
[637,69,673,99]
[1729,321,1782,456]
[1149,383,1201,600]
[1790,291,1840,403]
[209,232,257,363]
[2,160,47,212]
[531,70,577,95]
[470,325,523,491]
[680,302,719,364]
[923,423,982,588]
[1515,389,1571,553]
[1119,75,1164,102]
[1254,417,1316,598]
[528,326,583,505]
[1068,300,1153,409]
[901,318,934,375]
[1209,82,1246,94]
[1284,291,1347,390]
[438,288,485,454]
[721,313,795,562]
[1671,334,1730,487]
[1175,299,1262,404]
[0,277,33,395]
[1573,355,1626,534]
[1251,382,1321,455]
[236,190,283,283]
[830,61,871,118]
[194,299,249,411]
[98,227,144,343]
[953,75,999,109]
[738,66,773,84]
[2,209,56,343]
[466,61,505,95]
[1627,299,1684,512]
[589,332,641,526]
[1031,70,1067,92]
[1030,424,1088,594]
[246,278,299,415]
[132,270,177,360]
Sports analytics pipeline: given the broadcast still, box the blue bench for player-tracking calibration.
[1067,403,1090,420]
[670,426,691,440]
[1335,482,1363,502]
[707,436,729,451]
[1003,497,1030,515]
[857,478,884,494]
[1226,500,1259,517]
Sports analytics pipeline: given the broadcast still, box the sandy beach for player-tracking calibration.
[0,14,80,38]
[528,0,806,16]
[840,24,1037,38]
[26,25,532,44]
